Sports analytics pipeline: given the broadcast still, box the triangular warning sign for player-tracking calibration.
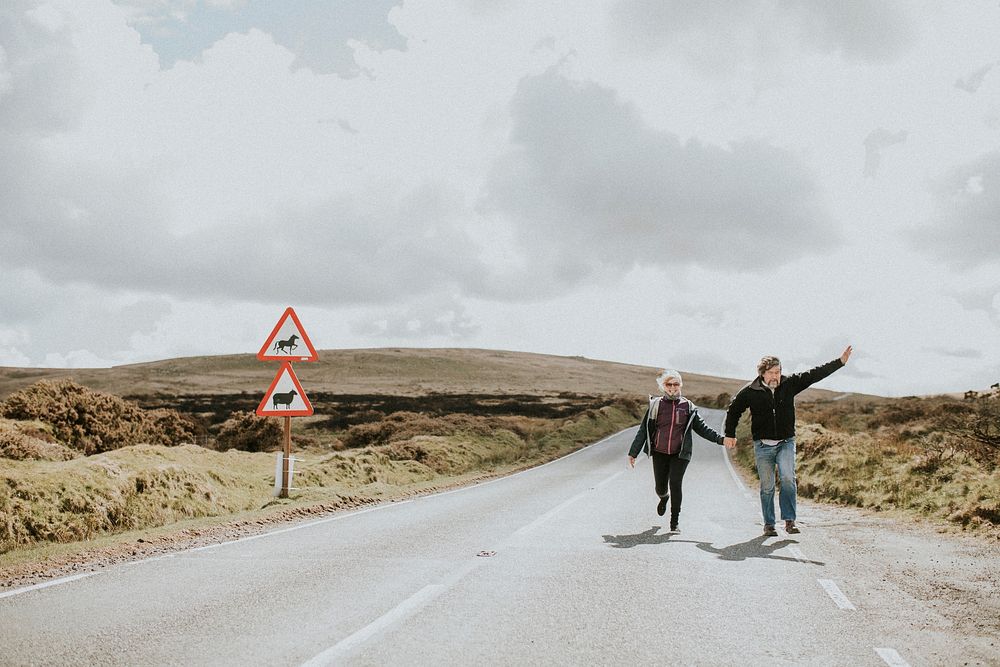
[257,307,318,362]
[256,363,314,416]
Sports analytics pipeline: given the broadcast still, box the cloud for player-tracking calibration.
[955,62,996,93]
[910,151,1000,268]
[921,346,984,360]
[481,68,839,286]
[350,296,480,340]
[0,2,85,136]
[863,127,908,177]
[608,0,915,75]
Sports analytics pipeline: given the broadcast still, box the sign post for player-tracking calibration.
[256,307,317,498]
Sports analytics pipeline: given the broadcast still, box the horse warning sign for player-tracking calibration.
[257,307,318,362]
[256,362,314,416]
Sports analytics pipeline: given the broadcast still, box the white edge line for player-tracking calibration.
[874,647,911,667]
[722,442,748,493]
[818,578,856,610]
[0,572,95,600]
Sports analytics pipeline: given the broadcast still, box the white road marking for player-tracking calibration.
[299,467,620,664]
[818,579,856,610]
[874,647,911,666]
[788,546,809,563]
[0,572,95,600]
[722,444,750,495]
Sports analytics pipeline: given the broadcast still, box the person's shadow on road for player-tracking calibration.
[601,528,824,566]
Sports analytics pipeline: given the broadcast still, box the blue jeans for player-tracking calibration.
[753,439,796,526]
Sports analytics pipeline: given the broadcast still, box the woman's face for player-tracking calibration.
[662,378,681,398]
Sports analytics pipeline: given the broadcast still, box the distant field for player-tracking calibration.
[0,347,850,402]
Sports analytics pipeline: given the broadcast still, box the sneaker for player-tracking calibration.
[785,521,800,534]
[669,522,679,533]
[656,496,668,516]
[763,524,778,537]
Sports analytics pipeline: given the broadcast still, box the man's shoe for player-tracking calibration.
[669,522,679,533]
[785,521,800,534]
[656,496,668,516]
[763,524,778,537]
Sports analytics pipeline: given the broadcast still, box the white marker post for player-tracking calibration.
[256,307,317,498]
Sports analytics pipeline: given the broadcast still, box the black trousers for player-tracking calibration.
[651,450,689,523]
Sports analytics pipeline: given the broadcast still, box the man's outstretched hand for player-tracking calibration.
[841,345,853,364]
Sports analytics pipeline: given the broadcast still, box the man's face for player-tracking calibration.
[762,365,781,388]
[663,378,682,398]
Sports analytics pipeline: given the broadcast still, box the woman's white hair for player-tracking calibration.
[657,369,683,392]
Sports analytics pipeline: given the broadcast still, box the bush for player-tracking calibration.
[0,380,198,455]
[0,420,77,461]
[215,411,282,452]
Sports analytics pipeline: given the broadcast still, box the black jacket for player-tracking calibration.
[724,358,844,440]
[628,397,725,461]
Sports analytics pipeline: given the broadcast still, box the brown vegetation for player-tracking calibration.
[0,380,197,455]
[731,394,1000,536]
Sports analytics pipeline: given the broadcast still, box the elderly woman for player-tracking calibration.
[627,369,725,532]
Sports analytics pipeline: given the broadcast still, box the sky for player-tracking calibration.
[1,0,998,397]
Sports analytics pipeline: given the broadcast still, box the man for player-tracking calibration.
[723,346,852,537]
[628,369,725,532]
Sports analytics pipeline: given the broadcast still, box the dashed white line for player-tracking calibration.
[874,647,911,666]
[788,546,809,563]
[818,578,856,610]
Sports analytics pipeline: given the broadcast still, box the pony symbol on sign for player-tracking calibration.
[273,334,300,355]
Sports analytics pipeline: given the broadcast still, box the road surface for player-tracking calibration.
[1,409,997,665]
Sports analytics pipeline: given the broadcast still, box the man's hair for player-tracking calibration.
[657,369,682,392]
[757,356,781,376]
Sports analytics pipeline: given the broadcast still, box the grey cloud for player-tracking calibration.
[666,351,744,379]
[945,286,1000,314]
[0,4,86,136]
[608,0,914,73]
[114,0,405,76]
[779,0,915,63]
[909,151,1000,268]
[921,346,984,360]
[955,62,996,94]
[0,268,172,364]
[350,297,480,340]
[0,134,490,308]
[481,69,839,288]
[863,127,908,177]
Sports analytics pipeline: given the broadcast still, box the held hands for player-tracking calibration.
[723,437,737,449]
[840,345,853,364]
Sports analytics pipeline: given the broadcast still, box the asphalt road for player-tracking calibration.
[1,409,995,666]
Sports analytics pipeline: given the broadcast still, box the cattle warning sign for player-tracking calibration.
[257,307,318,362]
[256,362,314,416]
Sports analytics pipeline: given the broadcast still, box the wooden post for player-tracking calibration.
[280,416,291,498]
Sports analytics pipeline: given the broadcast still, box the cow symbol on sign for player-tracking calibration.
[272,390,298,409]
[273,334,300,355]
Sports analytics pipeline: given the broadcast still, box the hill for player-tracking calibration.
[0,348,852,402]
